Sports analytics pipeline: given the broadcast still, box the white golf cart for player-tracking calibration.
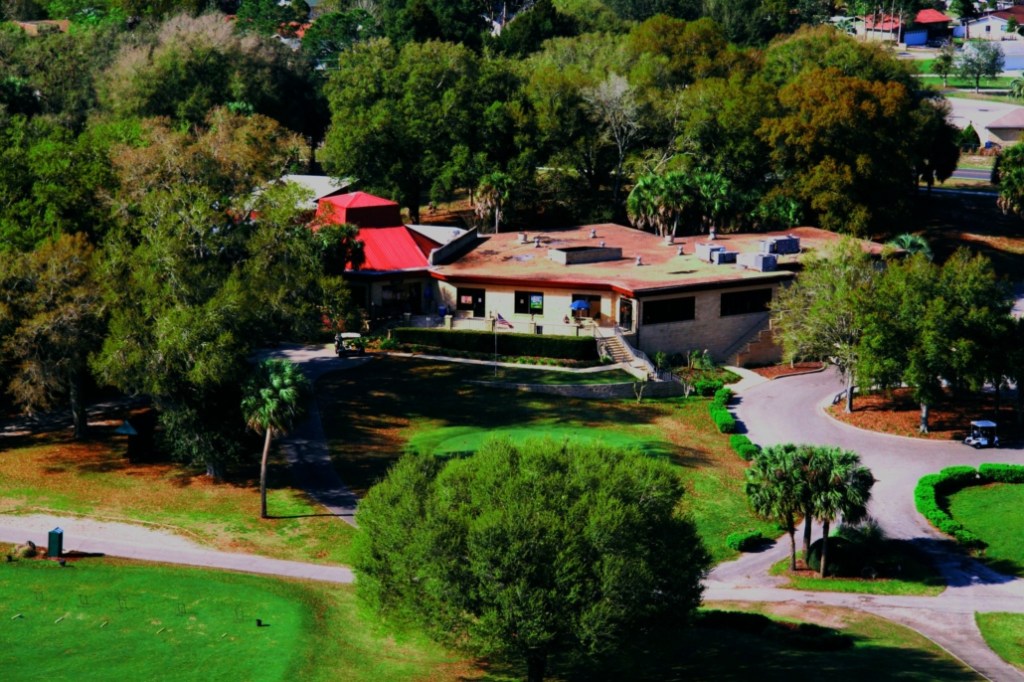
[963,420,999,449]
[334,332,365,357]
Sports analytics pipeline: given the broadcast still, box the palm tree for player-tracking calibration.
[627,171,693,238]
[745,444,805,570]
[626,174,668,237]
[475,171,516,233]
[1011,77,1024,100]
[241,359,309,519]
[807,448,875,578]
[886,233,933,261]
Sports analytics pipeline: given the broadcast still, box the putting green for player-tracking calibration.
[406,425,673,459]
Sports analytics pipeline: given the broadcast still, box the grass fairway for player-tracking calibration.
[0,558,466,682]
[948,483,1024,576]
[318,356,778,564]
[0,435,355,565]
[623,602,979,681]
[976,613,1024,671]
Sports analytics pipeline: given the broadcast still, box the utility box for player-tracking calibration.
[48,527,63,558]
[695,243,724,262]
[711,250,737,265]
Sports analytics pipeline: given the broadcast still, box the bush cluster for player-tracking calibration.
[392,328,597,360]
[729,434,760,461]
[725,530,763,551]
[913,464,1024,550]
[693,378,725,396]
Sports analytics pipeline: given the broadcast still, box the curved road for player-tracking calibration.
[709,367,1024,680]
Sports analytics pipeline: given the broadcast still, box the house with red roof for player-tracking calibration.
[315,191,476,320]
[865,9,951,45]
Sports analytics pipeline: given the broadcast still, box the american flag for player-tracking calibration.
[496,313,514,329]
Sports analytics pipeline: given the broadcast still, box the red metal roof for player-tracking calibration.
[356,226,439,272]
[915,8,951,23]
[326,192,399,210]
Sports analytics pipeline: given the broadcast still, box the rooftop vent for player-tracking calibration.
[547,245,623,265]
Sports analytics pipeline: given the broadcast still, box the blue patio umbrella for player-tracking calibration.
[570,299,590,311]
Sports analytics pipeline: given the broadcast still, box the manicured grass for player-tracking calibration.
[317,356,778,563]
[976,612,1024,670]
[0,557,467,682]
[474,366,635,385]
[919,76,1017,89]
[0,435,354,565]
[611,602,979,681]
[768,545,945,597]
[948,483,1024,576]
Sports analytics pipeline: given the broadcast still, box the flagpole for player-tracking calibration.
[494,314,498,377]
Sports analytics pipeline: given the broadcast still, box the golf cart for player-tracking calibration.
[334,332,365,357]
[963,420,999,449]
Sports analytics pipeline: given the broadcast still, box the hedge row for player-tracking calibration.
[729,434,760,461]
[725,530,763,552]
[708,387,735,433]
[914,463,1024,550]
[391,328,597,360]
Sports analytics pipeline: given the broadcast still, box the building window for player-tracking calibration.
[515,291,544,315]
[721,289,772,317]
[641,297,695,325]
[571,294,601,319]
[456,288,484,311]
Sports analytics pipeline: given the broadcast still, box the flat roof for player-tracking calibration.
[430,224,886,298]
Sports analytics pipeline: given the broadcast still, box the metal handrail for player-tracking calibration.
[610,326,659,378]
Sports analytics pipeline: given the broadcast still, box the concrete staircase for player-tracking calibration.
[602,335,633,364]
[730,319,782,367]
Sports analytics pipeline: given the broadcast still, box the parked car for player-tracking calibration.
[334,332,365,357]
[963,420,999,448]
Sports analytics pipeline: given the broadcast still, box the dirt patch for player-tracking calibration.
[750,362,826,379]
[828,388,1019,441]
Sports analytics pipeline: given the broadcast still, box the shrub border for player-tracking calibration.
[914,463,1024,551]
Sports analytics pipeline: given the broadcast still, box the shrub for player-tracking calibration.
[712,386,733,407]
[709,404,736,433]
[379,337,399,350]
[729,434,759,461]
[726,530,764,552]
[914,467,989,551]
[392,328,597,360]
[978,463,1024,483]
[693,378,724,396]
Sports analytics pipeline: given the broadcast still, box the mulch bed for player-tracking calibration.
[828,388,1020,441]
[749,362,826,379]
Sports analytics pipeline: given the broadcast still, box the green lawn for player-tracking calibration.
[618,604,979,681]
[919,76,1017,89]
[768,545,945,597]
[976,612,1024,671]
[0,436,355,566]
[473,366,635,385]
[947,483,1024,576]
[0,558,464,682]
[0,556,978,681]
[317,356,777,563]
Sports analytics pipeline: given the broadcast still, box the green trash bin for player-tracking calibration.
[48,527,63,558]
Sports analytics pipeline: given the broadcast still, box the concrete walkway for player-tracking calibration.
[0,513,353,583]
[256,344,368,527]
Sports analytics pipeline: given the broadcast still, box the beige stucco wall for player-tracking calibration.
[635,284,780,361]
[989,128,1023,146]
[437,281,622,327]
